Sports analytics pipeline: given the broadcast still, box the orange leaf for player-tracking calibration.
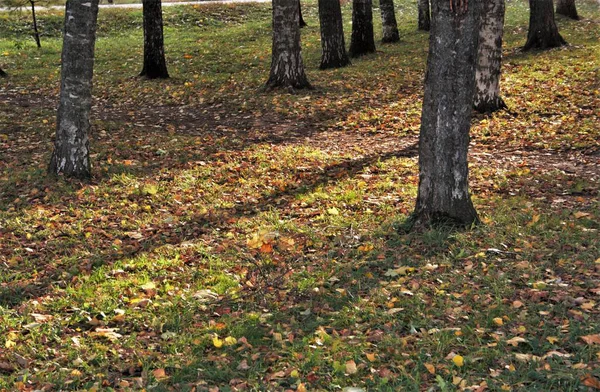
[581,334,600,345]
[260,242,273,253]
[424,363,436,374]
[582,375,600,390]
[152,368,167,380]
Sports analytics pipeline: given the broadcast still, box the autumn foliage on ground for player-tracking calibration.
[0,0,599,390]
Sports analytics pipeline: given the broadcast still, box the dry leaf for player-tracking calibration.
[366,353,376,362]
[581,334,600,345]
[506,336,527,346]
[582,375,600,390]
[424,362,435,374]
[345,360,358,374]
[152,368,167,380]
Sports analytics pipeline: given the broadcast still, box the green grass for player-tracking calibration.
[1,0,599,390]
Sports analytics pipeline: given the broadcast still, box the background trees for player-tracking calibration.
[524,0,567,50]
[318,0,351,69]
[556,0,579,19]
[266,0,310,89]
[140,0,169,79]
[418,0,431,31]
[348,0,376,57]
[379,0,400,43]
[48,0,100,179]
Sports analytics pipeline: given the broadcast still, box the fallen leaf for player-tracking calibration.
[493,317,504,326]
[582,375,600,390]
[424,362,435,374]
[345,360,358,374]
[212,336,224,348]
[152,368,167,380]
[506,336,527,346]
[452,355,464,367]
[581,334,600,345]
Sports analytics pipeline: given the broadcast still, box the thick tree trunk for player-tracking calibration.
[266,0,311,90]
[474,0,507,113]
[418,0,431,31]
[349,0,376,57]
[140,0,169,79]
[299,0,307,27]
[0,67,6,77]
[523,0,566,50]
[380,0,400,43]
[555,0,579,20]
[48,0,100,179]
[412,0,481,228]
[318,0,351,69]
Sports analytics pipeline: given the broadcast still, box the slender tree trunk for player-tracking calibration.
[380,0,400,43]
[349,0,376,57]
[266,0,311,90]
[418,0,431,31]
[523,0,566,50]
[412,0,481,228]
[474,0,507,113]
[30,1,41,48]
[299,0,307,27]
[556,0,579,20]
[48,0,100,179]
[318,0,351,69]
[140,0,169,79]
[0,67,6,77]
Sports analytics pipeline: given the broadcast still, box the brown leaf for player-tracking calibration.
[582,375,600,390]
[581,334,600,345]
[345,360,358,374]
[152,368,167,380]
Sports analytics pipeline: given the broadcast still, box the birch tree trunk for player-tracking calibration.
[349,0,376,57]
[523,0,566,50]
[48,0,100,179]
[556,0,579,20]
[140,0,169,79]
[266,0,311,90]
[318,0,351,69]
[418,0,431,31]
[412,0,481,228]
[474,0,507,113]
[380,0,400,43]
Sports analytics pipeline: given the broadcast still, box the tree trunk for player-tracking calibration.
[474,0,507,113]
[0,67,6,77]
[555,0,579,20]
[380,0,399,43]
[418,0,431,31]
[30,1,41,48]
[48,0,100,179]
[266,0,311,90]
[349,0,376,57]
[412,0,481,228]
[140,0,169,79]
[318,0,351,69]
[523,0,566,50]
[299,0,307,27]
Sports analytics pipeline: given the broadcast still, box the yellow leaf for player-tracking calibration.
[366,353,376,362]
[5,340,16,348]
[212,336,223,348]
[532,281,547,289]
[452,355,464,367]
[297,383,307,392]
[345,360,358,374]
[327,207,340,215]
[224,336,237,346]
[290,369,300,378]
[493,317,504,326]
[546,336,559,344]
[424,363,436,374]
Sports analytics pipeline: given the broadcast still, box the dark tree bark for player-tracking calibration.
[523,0,566,50]
[299,0,307,27]
[140,0,169,79]
[318,0,351,69]
[0,67,6,77]
[349,0,376,57]
[380,0,400,43]
[556,0,579,20]
[30,1,41,48]
[474,0,507,113]
[418,0,431,31]
[266,0,311,90]
[412,0,481,228]
[48,0,100,179]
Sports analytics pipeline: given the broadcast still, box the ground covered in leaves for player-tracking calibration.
[1,0,599,391]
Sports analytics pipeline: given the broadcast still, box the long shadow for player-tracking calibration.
[0,144,418,308]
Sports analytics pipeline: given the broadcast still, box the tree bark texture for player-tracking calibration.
[474,0,507,113]
[412,0,481,228]
[140,0,169,79]
[523,0,566,50]
[266,0,311,89]
[299,0,307,27]
[555,0,579,20]
[379,0,400,43]
[48,0,100,179]
[318,0,351,69]
[349,0,376,57]
[418,0,431,31]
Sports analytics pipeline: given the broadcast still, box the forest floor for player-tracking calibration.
[0,0,599,391]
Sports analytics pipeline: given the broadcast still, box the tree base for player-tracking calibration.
[264,79,312,92]
[349,46,376,58]
[407,209,480,232]
[139,68,169,79]
[381,33,400,43]
[474,96,507,113]
[523,35,567,51]
[319,57,351,70]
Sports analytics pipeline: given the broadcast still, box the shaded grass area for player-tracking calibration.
[1,0,599,390]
